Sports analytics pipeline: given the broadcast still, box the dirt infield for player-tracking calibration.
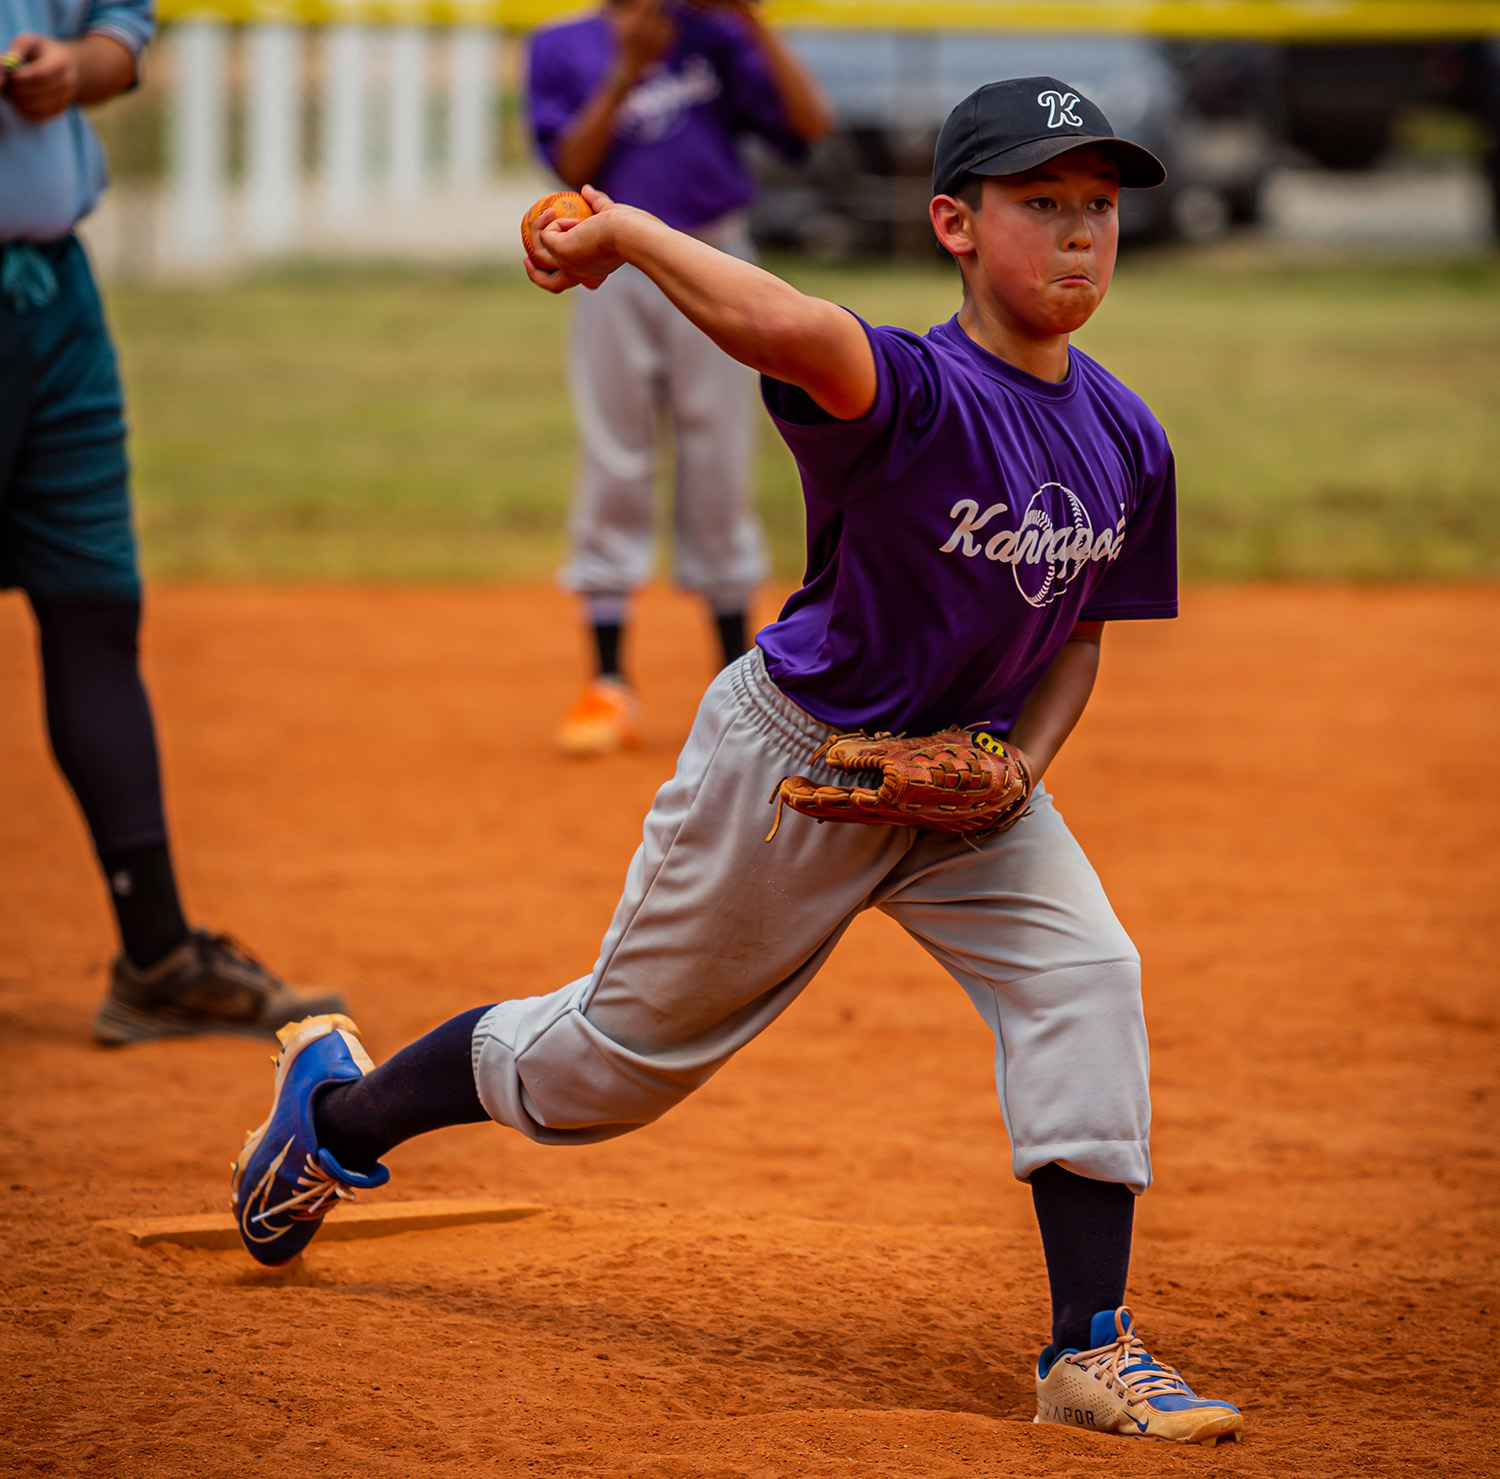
[1,583,1496,1478]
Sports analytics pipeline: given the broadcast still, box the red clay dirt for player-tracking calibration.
[1,583,1496,1478]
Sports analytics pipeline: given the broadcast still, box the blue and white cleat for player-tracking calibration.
[230,1014,390,1266]
[1035,1307,1244,1445]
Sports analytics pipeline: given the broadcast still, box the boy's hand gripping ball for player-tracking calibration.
[521,190,593,263]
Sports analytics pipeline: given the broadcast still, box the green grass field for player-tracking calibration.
[109,251,1500,583]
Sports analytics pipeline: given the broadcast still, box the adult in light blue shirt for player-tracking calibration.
[2,3,348,1042]
[0,0,154,240]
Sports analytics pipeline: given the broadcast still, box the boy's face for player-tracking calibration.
[932,145,1121,338]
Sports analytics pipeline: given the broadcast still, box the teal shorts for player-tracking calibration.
[0,235,140,601]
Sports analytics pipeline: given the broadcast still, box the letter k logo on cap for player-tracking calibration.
[1037,89,1084,129]
[931,76,1168,196]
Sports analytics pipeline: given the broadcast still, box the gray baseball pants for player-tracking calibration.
[474,650,1152,1193]
[560,217,768,612]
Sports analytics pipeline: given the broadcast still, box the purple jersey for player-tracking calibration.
[757,316,1178,736]
[527,6,804,232]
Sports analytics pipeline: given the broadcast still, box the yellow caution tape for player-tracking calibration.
[153,0,1500,38]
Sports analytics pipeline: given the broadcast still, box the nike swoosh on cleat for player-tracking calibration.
[243,1136,296,1243]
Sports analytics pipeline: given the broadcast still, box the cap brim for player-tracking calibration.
[953,134,1166,191]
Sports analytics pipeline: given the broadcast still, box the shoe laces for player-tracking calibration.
[251,1151,358,1225]
[196,929,276,982]
[1067,1319,1194,1409]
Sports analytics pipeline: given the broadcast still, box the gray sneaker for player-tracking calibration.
[92,929,351,1046]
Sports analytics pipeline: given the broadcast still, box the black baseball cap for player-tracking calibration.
[932,76,1166,198]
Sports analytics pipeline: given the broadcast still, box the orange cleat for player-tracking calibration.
[556,677,642,758]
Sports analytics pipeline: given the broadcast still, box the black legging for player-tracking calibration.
[31,598,192,968]
[32,597,168,852]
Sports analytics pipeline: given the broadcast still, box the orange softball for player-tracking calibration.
[521,190,593,261]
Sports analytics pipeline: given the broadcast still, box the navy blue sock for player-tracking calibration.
[1030,1161,1135,1353]
[313,1005,493,1171]
[98,840,191,971]
[714,610,747,668]
[592,622,623,678]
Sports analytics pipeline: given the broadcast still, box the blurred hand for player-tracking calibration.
[2,33,80,121]
[610,0,675,82]
[524,186,649,294]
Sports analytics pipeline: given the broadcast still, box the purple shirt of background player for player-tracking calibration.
[527,4,807,230]
[757,316,1178,736]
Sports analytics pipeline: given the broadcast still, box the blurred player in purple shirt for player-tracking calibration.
[527,0,831,756]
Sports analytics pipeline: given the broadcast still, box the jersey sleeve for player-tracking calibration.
[1078,437,1179,622]
[761,318,945,507]
[85,0,155,57]
[526,31,589,167]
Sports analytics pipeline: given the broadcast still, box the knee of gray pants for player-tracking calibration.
[471,979,717,1146]
[996,958,1153,1195]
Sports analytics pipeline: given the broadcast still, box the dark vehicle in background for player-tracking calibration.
[753,31,1500,255]
[1268,39,1500,228]
[750,31,1277,255]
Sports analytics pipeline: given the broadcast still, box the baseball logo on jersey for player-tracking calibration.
[1037,89,1084,130]
[618,57,722,143]
[939,483,1125,608]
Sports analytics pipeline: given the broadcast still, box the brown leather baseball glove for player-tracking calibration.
[766,728,1033,842]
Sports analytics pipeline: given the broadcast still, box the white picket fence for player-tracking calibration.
[140,15,544,272]
[99,5,1498,276]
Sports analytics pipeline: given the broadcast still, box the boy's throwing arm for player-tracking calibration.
[529,187,877,421]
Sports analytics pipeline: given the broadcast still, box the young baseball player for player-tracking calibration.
[2,2,348,1043]
[527,0,830,756]
[232,78,1243,1445]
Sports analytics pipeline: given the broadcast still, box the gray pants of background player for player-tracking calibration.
[474,649,1153,1194]
[561,216,768,613]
